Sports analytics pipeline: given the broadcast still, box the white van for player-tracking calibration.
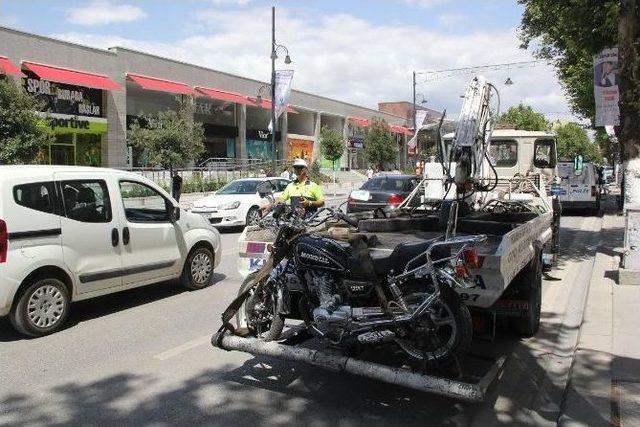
[553,161,601,214]
[0,166,221,337]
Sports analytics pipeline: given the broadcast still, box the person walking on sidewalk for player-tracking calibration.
[171,170,183,202]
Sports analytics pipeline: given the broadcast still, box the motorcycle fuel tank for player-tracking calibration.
[294,235,348,272]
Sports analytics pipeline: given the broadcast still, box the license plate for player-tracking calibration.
[351,190,370,201]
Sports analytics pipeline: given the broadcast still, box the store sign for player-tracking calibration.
[247,129,281,141]
[37,113,108,135]
[348,138,364,149]
[23,72,103,117]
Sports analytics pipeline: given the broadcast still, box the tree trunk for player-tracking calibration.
[618,0,640,269]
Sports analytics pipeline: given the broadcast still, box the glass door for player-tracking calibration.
[50,134,75,165]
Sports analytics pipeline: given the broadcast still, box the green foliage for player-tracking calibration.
[595,128,618,165]
[308,160,334,183]
[554,122,603,163]
[128,97,205,170]
[518,0,619,120]
[319,125,344,171]
[0,79,52,164]
[498,104,549,131]
[181,175,227,193]
[364,118,397,169]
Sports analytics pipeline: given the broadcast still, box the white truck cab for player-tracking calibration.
[0,166,221,337]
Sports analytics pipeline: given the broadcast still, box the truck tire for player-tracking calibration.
[512,249,542,337]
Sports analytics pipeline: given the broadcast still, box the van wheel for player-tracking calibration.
[511,249,542,337]
[10,278,70,337]
[182,246,214,290]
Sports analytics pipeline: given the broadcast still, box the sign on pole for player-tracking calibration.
[594,47,620,126]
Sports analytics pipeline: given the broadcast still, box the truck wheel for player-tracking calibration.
[10,278,70,337]
[512,249,542,337]
[181,246,214,290]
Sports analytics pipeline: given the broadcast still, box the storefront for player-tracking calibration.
[347,118,368,170]
[287,134,314,162]
[23,70,107,166]
[246,129,281,161]
[195,97,238,161]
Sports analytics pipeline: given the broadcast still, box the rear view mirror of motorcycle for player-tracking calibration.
[257,182,274,200]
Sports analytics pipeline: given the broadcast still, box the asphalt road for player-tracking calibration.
[0,201,607,426]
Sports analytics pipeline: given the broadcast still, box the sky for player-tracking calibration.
[0,0,578,122]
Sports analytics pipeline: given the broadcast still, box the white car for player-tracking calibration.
[0,165,221,337]
[190,177,290,228]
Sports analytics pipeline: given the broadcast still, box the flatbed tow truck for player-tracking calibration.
[212,76,561,401]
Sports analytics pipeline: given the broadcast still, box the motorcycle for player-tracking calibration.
[234,200,486,363]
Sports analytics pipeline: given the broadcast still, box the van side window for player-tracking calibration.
[60,180,112,223]
[119,181,171,223]
[534,139,557,168]
[489,140,518,167]
[13,182,57,215]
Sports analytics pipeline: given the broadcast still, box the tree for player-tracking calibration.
[128,97,204,170]
[319,126,344,171]
[554,122,603,163]
[364,118,397,170]
[0,79,52,164]
[498,104,549,131]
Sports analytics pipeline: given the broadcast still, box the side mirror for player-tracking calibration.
[170,206,181,222]
[257,183,274,199]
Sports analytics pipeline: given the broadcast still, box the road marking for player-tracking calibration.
[153,334,211,360]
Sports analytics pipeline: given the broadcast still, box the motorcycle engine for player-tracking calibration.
[306,271,350,335]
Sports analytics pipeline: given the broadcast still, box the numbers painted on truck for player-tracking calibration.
[459,292,480,302]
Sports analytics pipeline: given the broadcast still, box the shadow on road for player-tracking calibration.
[0,273,226,342]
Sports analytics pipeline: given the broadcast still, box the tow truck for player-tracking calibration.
[214,76,561,401]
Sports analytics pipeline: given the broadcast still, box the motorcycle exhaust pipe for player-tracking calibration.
[213,334,499,402]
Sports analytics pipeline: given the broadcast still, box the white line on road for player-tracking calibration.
[153,334,211,361]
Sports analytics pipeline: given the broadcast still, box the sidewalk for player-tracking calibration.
[559,213,640,426]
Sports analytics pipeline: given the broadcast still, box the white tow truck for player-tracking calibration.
[215,76,561,401]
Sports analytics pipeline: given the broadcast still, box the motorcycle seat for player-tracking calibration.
[369,239,449,275]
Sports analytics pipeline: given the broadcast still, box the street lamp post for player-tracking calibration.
[271,6,277,174]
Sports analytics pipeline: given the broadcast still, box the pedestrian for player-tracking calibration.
[366,167,373,180]
[281,168,291,181]
[171,170,183,202]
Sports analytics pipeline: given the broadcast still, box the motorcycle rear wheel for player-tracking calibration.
[396,284,472,362]
[237,272,285,342]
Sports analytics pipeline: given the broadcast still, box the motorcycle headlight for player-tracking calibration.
[219,201,241,210]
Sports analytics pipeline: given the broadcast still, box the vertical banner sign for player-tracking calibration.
[269,69,294,131]
[408,109,429,153]
[594,47,620,126]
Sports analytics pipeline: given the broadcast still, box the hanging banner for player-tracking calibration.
[407,109,429,151]
[594,47,620,126]
[274,69,294,120]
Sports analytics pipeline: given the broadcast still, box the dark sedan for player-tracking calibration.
[347,174,420,215]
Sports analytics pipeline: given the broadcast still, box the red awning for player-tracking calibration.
[128,73,195,95]
[0,56,23,76]
[195,86,252,105]
[348,117,370,128]
[390,125,413,135]
[247,96,297,114]
[23,61,121,90]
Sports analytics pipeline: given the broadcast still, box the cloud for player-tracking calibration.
[401,0,449,8]
[54,6,577,121]
[438,13,466,26]
[66,1,147,26]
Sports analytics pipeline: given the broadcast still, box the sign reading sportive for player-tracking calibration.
[23,71,103,117]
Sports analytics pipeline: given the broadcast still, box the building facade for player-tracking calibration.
[0,26,411,170]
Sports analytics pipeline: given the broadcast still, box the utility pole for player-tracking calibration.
[412,71,417,161]
[618,0,640,279]
[271,6,277,174]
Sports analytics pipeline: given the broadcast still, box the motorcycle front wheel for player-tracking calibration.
[236,272,285,341]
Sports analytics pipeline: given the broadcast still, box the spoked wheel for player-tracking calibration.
[237,273,284,341]
[246,207,261,226]
[395,285,472,362]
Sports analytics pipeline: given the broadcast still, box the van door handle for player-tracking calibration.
[111,228,119,247]
[122,227,130,245]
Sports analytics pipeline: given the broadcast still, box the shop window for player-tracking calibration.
[119,181,171,223]
[76,134,102,167]
[534,139,556,168]
[60,180,111,223]
[13,182,58,215]
[489,140,518,167]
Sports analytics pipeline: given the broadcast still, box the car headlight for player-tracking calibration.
[219,201,241,210]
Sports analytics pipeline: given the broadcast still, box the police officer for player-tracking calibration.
[276,158,325,213]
